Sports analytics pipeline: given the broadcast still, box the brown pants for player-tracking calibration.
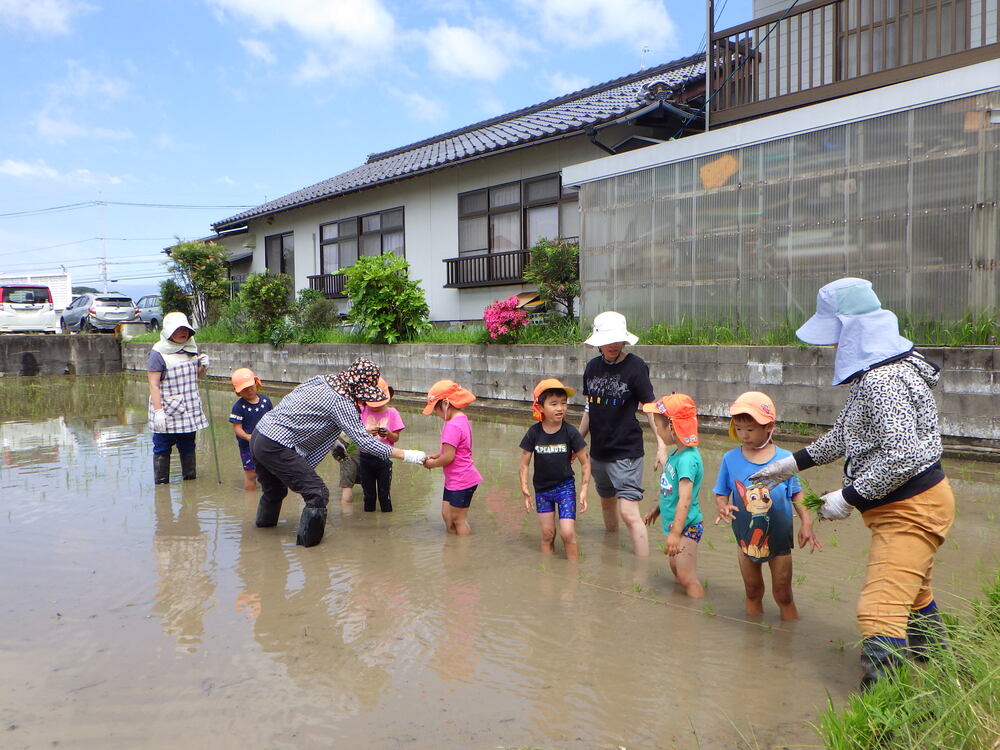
[857,478,955,639]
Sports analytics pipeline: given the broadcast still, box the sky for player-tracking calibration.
[0,0,752,302]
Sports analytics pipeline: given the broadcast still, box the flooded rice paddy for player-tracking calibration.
[2,374,999,750]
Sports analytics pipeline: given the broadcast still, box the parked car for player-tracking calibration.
[60,293,139,333]
[136,295,162,330]
[0,284,59,333]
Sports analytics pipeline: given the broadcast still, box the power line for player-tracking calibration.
[0,237,176,259]
[0,200,254,220]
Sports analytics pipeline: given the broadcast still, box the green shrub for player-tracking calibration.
[237,273,293,335]
[341,254,430,343]
[523,239,580,318]
[159,278,192,320]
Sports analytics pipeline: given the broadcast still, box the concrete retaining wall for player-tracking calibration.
[1,334,122,377]
[122,342,1000,447]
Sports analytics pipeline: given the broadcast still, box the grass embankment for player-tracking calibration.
[127,310,1000,347]
[817,569,1000,750]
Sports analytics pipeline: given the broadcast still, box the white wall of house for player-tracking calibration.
[242,129,629,322]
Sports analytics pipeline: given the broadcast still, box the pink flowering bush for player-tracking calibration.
[483,295,529,342]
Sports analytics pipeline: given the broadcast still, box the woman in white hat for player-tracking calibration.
[579,311,666,556]
[751,278,954,689]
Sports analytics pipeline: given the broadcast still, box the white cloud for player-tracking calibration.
[478,93,505,118]
[0,0,93,35]
[240,38,276,64]
[217,176,237,186]
[422,19,534,81]
[547,72,591,96]
[517,0,677,51]
[35,62,133,143]
[154,133,176,150]
[0,159,124,185]
[36,114,133,143]
[49,61,130,102]
[388,88,446,122]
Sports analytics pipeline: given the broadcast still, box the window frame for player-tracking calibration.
[264,231,294,275]
[319,206,405,274]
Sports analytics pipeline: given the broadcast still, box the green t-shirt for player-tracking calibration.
[659,446,703,534]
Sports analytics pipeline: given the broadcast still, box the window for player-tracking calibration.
[320,207,404,274]
[457,173,578,256]
[264,232,294,277]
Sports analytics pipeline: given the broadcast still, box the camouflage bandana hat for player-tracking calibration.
[324,357,386,404]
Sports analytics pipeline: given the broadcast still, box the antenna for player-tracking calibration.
[639,45,651,70]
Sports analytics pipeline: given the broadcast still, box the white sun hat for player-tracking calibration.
[584,311,639,347]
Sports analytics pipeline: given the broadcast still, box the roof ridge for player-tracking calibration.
[364,52,704,164]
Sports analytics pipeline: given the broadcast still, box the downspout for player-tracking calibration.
[586,126,617,156]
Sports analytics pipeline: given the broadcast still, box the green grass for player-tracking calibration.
[816,569,1000,750]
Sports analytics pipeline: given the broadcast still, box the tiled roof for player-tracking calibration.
[213,53,704,230]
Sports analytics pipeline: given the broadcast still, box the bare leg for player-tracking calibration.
[243,469,257,492]
[668,537,704,597]
[618,498,649,556]
[601,496,618,532]
[769,555,798,620]
[538,512,556,555]
[340,487,353,504]
[451,506,472,536]
[441,502,456,533]
[558,518,579,561]
[737,551,766,615]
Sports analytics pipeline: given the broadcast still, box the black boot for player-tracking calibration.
[860,637,906,689]
[255,497,283,527]
[180,452,196,480]
[154,454,171,484]
[908,605,948,662]
[296,507,328,547]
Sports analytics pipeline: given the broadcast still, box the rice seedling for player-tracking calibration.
[795,574,806,586]
[829,586,842,601]
[702,604,716,616]
[632,582,643,593]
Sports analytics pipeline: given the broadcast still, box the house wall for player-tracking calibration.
[241,129,635,322]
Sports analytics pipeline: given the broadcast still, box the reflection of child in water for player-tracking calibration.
[713,392,820,620]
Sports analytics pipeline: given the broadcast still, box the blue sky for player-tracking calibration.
[0,0,751,301]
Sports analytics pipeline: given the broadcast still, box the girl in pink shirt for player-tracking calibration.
[422,379,483,535]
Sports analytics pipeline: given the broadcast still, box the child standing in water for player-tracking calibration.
[422,380,482,535]
[713,391,821,620]
[642,393,705,598]
[228,368,273,491]
[518,379,591,561]
[359,378,405,512]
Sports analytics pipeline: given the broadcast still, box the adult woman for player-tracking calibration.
[752,278,954,688]
[579,311,666,556]
[250,357,426,547]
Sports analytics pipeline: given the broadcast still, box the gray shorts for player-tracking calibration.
[591,457,645,501]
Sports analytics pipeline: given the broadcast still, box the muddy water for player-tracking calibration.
[1,374,998,750]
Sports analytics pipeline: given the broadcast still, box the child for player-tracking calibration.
[332,440,361,504]
[228,368,274,491]
[518,378,591,561]
[713,391,821,620]
[422,379,482,535]
[359,378,405,512]
[641,393,705,598]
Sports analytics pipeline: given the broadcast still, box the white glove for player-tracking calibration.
[195,353,210,368]
[402,449,427,465]
[818,489,854,521]
[152,408,166,432]
[748,455,799,488]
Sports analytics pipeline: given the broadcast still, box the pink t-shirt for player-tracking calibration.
[440,412,483,491]
[359,405,405,447]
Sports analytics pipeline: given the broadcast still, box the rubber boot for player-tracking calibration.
[154,454,171,484]
[180,452,196,480]
[296,507,328,547]
[860,636,906,690]
[907,603,948,662]
[255,497,283,527]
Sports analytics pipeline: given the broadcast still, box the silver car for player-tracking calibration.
[61,293,139,333]
[136,295,162,330]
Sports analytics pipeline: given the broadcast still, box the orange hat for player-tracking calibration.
[642,392,699,446]
[531,378,576,421]
[422,379,476,415]
[231,367,261,394]
[365,377,392,407]
[728,391,777,441]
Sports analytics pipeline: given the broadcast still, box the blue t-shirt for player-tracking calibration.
[659,446,703,534]
[713,447,802,562]
[229,395,274,450]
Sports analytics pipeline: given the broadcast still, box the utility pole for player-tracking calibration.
[99,195,108,293]
[639,45,650,70]
[706,0,714,132]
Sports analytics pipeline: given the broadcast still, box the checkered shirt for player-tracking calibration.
[148,359,208,433]
[255,375,392,468]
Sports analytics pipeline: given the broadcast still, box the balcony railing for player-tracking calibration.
[228,273,247,298]
[307,272,348,298]
[443,249,532,288]
[709,0,999,125]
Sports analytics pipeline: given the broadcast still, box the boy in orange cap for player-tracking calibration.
[712,391,820,620]
[641,393,705,597]
[422,380,482,535]
[518,379,591,561]
[228,368,274,491]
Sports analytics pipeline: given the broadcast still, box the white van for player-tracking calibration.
[0,284,59,333]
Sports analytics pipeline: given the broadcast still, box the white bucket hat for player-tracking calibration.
[584,311,639,347]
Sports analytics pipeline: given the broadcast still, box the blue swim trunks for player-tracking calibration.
[535,478,577,520]
[240,448,255,471]
[674,521,703,543]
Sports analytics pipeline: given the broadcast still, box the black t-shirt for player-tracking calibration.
[519,421,587,493]
[582,352,655,461]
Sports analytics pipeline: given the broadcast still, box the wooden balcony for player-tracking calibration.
[443,249,532,289]
[307,272,347,298]
[709,0,999,125]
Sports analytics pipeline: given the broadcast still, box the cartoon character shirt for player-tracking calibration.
[713,447,801,562]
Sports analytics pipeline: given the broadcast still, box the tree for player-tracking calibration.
[165,240,229,327]
[72,286,99,295]
[523,238,580,318]
[341,254,430,343]
[237,272,293,334]
[158,278,192,319]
